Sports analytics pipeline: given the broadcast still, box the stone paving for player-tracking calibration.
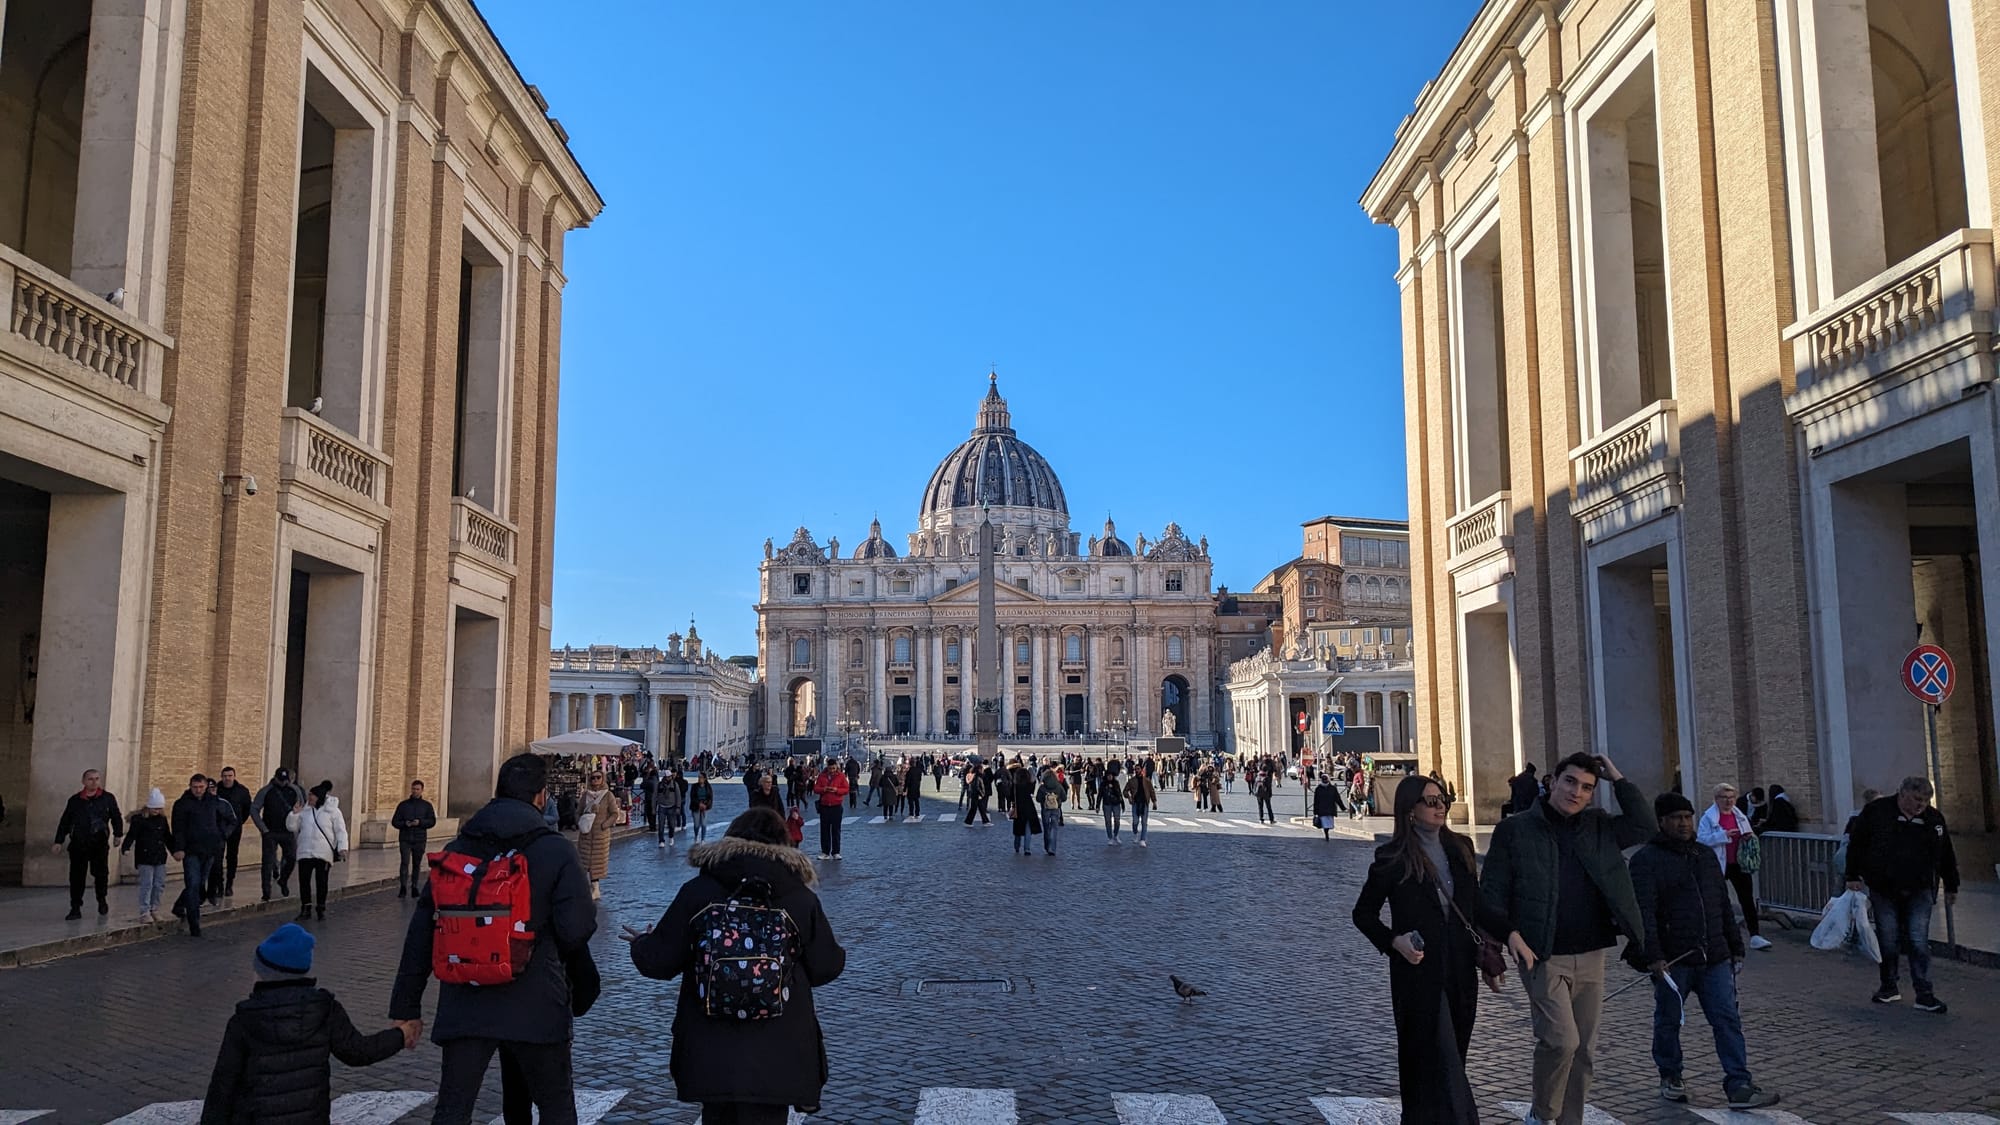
[0,777,1994,1124]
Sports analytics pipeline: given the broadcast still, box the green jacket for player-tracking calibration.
[1480,779,1655,959]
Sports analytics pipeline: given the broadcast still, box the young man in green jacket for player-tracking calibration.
[1481,751,1654,1125]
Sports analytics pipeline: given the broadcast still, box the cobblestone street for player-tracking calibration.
[2,782,1994,1124]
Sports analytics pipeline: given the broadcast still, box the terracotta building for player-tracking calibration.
[0,0,600,883]
[1364,0,1998,872]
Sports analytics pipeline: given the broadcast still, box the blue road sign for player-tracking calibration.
[1322,712,1345,736]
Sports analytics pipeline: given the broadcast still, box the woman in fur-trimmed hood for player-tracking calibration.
[625,807,846,1120]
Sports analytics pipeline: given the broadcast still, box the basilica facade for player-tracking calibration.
[755,378,1216,751]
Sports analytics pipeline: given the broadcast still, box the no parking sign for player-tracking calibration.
[1901,644,1956,706]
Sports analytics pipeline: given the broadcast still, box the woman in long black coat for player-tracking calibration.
[1007,760,1042,855]
[626,807,845,1123]
[1351,774,1507,1125]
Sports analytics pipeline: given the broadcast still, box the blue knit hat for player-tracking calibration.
[255,923,314,976]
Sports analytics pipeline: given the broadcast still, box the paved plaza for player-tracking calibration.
[2,778,1995,1125]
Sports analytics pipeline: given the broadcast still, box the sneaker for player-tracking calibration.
[1914,994,1948,1014]
[1726,1085,1780,1110]
[1749,935,1774,951]
[97,899,109,916]
[816,853,831,860]
[1872,985,1902,1004]
[831,854,841,860]
[1659,1075,1687,1102]
[65,906,82,921]
[1139,840,1149,847]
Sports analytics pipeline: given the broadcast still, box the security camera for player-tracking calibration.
[242,474,258,497]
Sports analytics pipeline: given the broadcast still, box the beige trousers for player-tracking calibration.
[1523,950,1606,1125]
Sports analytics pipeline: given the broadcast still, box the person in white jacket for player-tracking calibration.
[287,780,349,921]
[1696,782,1772,951]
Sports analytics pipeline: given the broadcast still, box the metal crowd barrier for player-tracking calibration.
[1755,831,1844,916]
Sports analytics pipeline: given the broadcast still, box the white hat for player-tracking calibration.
[146,787,165,809]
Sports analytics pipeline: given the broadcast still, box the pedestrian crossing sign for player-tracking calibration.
[1321,712,1344,736]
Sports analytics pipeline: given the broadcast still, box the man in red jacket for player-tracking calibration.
[812,760,850,860]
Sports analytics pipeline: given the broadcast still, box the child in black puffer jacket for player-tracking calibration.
[202,924,405,1125]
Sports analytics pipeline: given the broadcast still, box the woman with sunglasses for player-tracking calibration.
[1352,774,1508,1124]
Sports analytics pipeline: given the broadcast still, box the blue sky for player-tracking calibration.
[477,0,1481,659]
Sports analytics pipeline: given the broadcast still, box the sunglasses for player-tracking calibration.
[1420,794,1453,810]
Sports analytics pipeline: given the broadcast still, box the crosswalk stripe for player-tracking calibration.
[915,1086,1018,1124]
[490,1087,629,1125]
[103,1103,202,1125]
[1692,1111,1815,1125]
[868,816,888,824]
[936,813,957,822]
[333,1091,433,1125]
[1197,819,1229,827]
[0,1113,54,1125]
[1163,817,1197,826]
[1113,1092,1228,1124]
[1501,1102,1625,1125]
[1891,1116,2000,1125]
[1310,1096,1400,1124]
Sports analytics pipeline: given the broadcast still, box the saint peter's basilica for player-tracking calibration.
[755,377,1217,751]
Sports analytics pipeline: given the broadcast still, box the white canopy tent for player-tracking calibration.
[529,728,640,754]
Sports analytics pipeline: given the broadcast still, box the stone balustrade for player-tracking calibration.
[1785,229,1998,454]
[451,496,516,567]
[1445,490,1513,576]
[1569,399,1681,543]
[279,407,388,508]
[1,244,169,398]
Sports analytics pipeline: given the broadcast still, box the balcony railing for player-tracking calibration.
[1444,491,1512,575]
[1,244,170,398]
[1785,229,1997,452]
[451,497,517,567]
[1570,399,1681,542]
[279,408,389,509]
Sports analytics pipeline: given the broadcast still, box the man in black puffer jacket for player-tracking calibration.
[202,923,404,1124]
[1628,792,1777,1110]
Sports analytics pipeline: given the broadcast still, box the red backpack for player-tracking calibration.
[428,833,545,986]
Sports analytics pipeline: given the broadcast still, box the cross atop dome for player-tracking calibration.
[975,372,1012,434]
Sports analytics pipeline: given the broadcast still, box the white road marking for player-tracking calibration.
[804,819,818,827]
[915,1086,1019,1124]
[936,813,957,822]
[868,816,888,824]
[331,1091,433,1124]
[490,1087,629,1125]
[1228,820,1260,828]
[1197,819,1230,828]
[1163,817,1198,826]
[1502,1102,1626,1125]
[1113,1092,1228,1124]
[1691,1110,1817,1125]
[0,1114,54,1125]
[103,1103,202,1125]
[1311,1096,1401,1124]
[1892,1117,2000,1125]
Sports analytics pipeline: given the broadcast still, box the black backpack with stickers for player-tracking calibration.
[691,876,797,1020]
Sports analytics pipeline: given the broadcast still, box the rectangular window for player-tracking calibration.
[1015,544,1028,557]
[1017,578,1030,591]
[1111,577,1125,593]
[1343,538,1361,566]
[1363,540,1382,567]
[1338,630,1352,645]
[891,578,913,594]
[286,69,379,436]
[1066,674,1082,685]
[849,579,864,596]
[1064,634,1082,662]
[1454,218,1511,507]
[946,640,961,664]
[1382,628,1396,644]
[1166,570,1184,592]
[1304,580,1318,596]
[1016,674,1030,685]
[1362,628,1377,644]
[792,573,811,595]
[893,635,912,663]
[894,675,909,686]
[1016,639,1030,663]
[1579,51,1672,432]
[1307,607,1319,620]
[946,675,959,685]
[944,577,960,590]
[792,638,810,667]
[1167,635,1185,663]
[1061,576,1083,593]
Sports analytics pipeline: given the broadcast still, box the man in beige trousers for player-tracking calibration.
[1481,751,1654,1125]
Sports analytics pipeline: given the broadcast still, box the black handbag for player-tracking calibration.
[1447,893,1507,981]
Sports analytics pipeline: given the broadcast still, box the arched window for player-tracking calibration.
[1385,577,1401,604]
[792,637,810,667]
[1365,576,1382,602]
[1345,575,1363,604]
[1065,633,1083,662]
[1167,634,1185,663]
[849,637,863,666]
[1015,636,1030,663]
[1112,635,1126,663]
[946,638,961,665]
[893,634,911,663]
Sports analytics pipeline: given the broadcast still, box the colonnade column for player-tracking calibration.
[1001,631,1017,737]
[870,628,888,734]
[1029,627,1047,739]
[1133,627,1153,737]
[930,627,947,737]
[960,634,974,735]
[1085,628,1102,734]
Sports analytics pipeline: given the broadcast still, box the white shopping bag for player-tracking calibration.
[1809,892,1854,951]
[1851,891,1883,962]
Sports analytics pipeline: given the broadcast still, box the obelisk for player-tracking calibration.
[975,506,1001,758]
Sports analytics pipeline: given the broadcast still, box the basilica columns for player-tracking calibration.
[929,627,947,736]
[870,628,888,734]
[1029,626,1047,737]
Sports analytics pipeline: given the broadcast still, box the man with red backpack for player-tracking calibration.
[390,753,596,1124]
[812,756,850,860]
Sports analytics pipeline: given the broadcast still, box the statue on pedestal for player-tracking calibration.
[1160,710,1177,737]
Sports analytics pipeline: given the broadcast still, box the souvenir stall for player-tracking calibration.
[529,728,643,829]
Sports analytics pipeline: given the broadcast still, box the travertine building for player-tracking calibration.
[755,378,1218,750]
[546,633,757,762]
[1364,0,1998,865]
[0,0,600,882]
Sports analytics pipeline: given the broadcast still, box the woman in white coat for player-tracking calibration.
[287,780,349,921]
[1696,782,1772,950]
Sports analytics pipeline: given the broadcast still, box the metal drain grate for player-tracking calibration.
[913,977,1013,996]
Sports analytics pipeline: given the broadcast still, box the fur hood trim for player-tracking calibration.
[687,836,817,886]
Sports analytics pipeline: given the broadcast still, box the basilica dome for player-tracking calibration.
[919,375,1068,522]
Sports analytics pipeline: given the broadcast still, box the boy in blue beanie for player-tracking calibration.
[202,923,407,1124]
